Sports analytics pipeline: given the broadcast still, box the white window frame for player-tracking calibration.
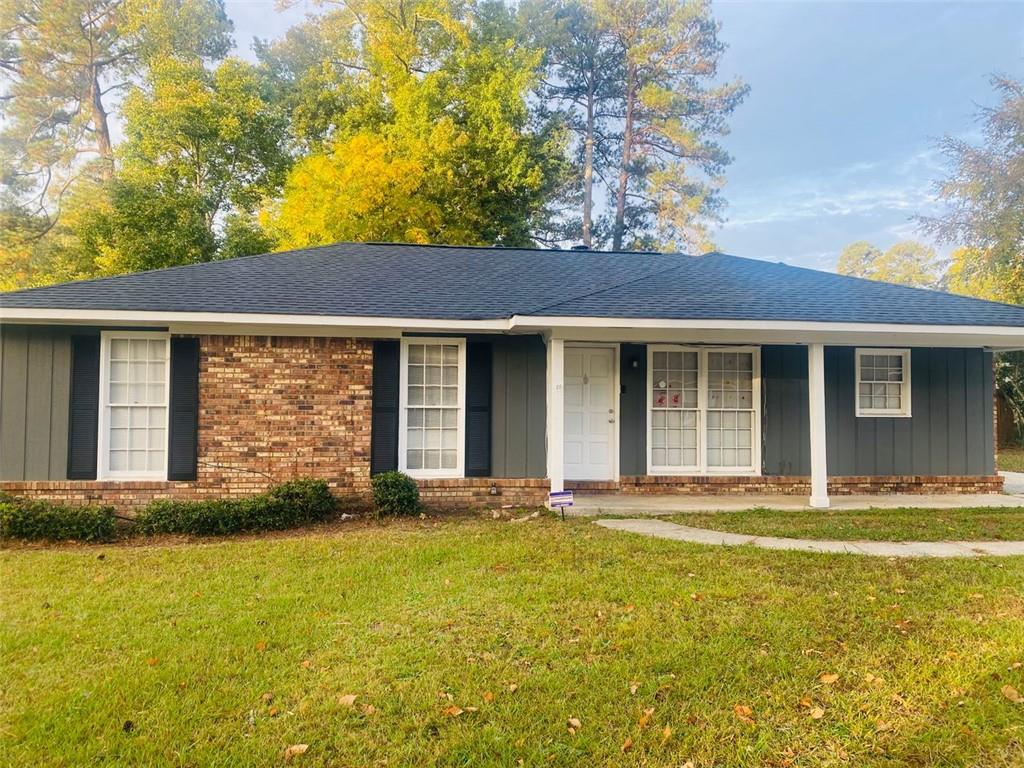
[398,337,467,479]
[97,330,171,481]
[855,347,912,418]
[646,345,762,476]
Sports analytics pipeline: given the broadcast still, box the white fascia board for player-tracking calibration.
[515,316,1024,348]
[5,305,1024,348]
[0,307,512,333]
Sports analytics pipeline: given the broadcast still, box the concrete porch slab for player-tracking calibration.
[567,491,1024,517]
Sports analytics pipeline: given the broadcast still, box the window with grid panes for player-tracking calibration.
[101,334,169,477]
[856,349,911,416]
[649,349,700,470]
[401,340,464,475]
[705,351,755,469]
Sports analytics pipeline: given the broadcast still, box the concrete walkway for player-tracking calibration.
[570,491,1024,517]
[595,518,1024,558]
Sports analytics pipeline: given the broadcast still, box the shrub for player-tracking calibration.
[268,478,337,523]
[0,498,117,542]
[136,478,337,536]
[370,471,420,517]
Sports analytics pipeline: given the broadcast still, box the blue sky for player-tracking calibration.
[225,1,1023,270]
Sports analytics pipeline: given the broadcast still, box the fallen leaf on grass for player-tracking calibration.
[268,706,279,717]
[638,707,654,728]
[621,736,633,753]
[875,721,893,732]
[483,691,495,703]
[734,705,755,726]
[283,744,308,761]
[819,673,839,684]
[442,705,464,717]
[338,694,357,707]
[507,683,518,693]
[808,707,825,720]
[629,682,639,695]
[1002,685,1023,703]
[661,725,672,744]
[255,641,267,653]
[567,717,582,734]
[362,704,376,716]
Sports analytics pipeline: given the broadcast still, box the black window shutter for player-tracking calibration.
[67,334,100,480]
[371,340,400,474]
[465,342,492,477]
[167,337,200,481]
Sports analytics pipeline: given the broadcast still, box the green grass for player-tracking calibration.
[3,517,1024,767]
[669,507,1024,542]
[999,446,1024,472]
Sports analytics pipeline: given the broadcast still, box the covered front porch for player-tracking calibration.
[531,317,1013,510]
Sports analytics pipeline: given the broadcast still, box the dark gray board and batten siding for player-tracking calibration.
[0,325,72,480]
[371,335,543,478]
[1,325,202,482]
[489,336,546,478]
[761,345,994,476]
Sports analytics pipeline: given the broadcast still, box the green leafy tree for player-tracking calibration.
[0,0,232,227]
[836,239,943,288]
[263,0,566,249]
[599,0,747,251]
[33,57,288,279]
[918,76,1024,304]
[836,240,883,280]
[522,0,622,247]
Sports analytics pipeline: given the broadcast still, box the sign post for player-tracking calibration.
[548,490,574,521]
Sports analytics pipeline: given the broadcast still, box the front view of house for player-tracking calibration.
[2,243,1022,511]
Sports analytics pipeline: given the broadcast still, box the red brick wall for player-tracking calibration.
[567,475,1004,496]
[2,335,374,511]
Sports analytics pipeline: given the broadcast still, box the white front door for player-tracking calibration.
[564,346,616,481]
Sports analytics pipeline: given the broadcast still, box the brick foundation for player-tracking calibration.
[567,474,1004,496]
[415,478,550,509]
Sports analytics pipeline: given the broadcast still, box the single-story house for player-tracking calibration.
[2,242,1024,511]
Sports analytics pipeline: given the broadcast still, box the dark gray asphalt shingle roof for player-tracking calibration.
[3,242,1023,327]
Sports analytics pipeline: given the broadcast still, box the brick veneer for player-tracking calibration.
[567,475,1004,495]
[1,335,374,512]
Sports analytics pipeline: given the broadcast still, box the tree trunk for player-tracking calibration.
[612,61,636,251]
[582,78,595,248]
[89,69,114,178]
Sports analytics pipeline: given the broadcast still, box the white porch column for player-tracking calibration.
[807,342,830,508]
[546,337,565,495]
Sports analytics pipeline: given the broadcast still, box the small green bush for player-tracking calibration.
[268,478,337,522]
[370,471,420,517]
[136,478,337,536]
[0,499,117,542]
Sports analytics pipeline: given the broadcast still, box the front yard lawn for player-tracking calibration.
[3,516,1024,767]
[999,446,1024,472]
[669,507,1024,542]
